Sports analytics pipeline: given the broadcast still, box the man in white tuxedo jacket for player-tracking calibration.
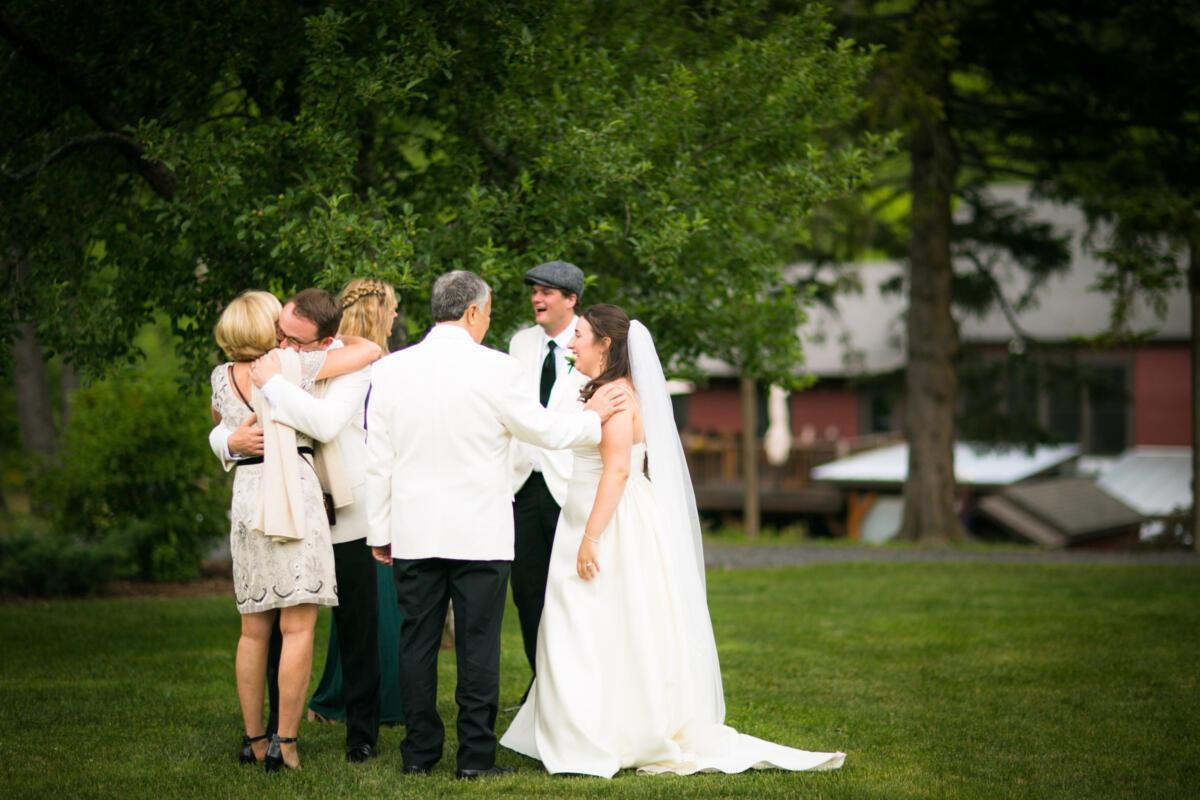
[366,270,622,779]
[507,260,589,686]
[209,288,381,762]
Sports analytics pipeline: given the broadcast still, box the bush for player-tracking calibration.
[27,329,229,588]
[0,528,122,596]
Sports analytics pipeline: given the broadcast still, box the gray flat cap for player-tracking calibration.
[524,260,584,298]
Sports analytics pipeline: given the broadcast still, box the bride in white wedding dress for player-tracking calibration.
[500,304,845,778]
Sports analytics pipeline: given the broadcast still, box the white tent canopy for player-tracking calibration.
[812,442,1081,488]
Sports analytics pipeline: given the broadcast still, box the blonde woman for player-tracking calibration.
[210,289,381,771]
[251,279,403,762]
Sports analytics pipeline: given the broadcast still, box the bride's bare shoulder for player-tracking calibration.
[612,378,639,407]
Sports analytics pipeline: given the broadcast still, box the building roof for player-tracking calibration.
[1096,447,1193,517]
[978,477,1144,548]
[811,441,1080,489]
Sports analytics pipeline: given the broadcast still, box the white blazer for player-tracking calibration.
[508,323,589,506]
[365,324,601,561]
[263,367,371,544]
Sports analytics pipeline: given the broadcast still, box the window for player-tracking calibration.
[1086,365,1129,454]
[964,349,1130,454]
[1045,371,1081,442]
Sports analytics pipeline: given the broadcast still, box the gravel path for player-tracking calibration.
[703,543,1200,569]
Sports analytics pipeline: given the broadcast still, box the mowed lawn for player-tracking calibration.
[0,562,1196,799]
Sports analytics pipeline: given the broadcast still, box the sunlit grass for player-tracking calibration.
[0,562,1195,799]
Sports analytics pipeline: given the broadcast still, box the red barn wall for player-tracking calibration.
[791,386,860,440]
[685,379,861,439]
[1134,344,1191,446]
[686,382,742,433]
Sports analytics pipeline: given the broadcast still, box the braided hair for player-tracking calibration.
[337,278,397,350]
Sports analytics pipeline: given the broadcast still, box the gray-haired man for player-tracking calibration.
[365,270,624,778]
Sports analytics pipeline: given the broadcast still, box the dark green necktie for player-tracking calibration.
[539,340,557,407]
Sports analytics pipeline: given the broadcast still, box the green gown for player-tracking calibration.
[309,562,404,724]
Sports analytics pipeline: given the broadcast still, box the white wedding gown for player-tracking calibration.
[500,440,845,778]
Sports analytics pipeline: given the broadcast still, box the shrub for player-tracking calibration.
[0,528,121,596]
[29,335,229,587]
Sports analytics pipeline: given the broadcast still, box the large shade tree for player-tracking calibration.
[820,0,1075,542]
[963,1,1200,546]
[2,1,887,464]
[819,0,1193,543]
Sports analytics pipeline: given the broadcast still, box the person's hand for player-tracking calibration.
[250,351,282,388]
[584,383,629,423]
[371,544,392,565]
[576,537,600,581]
[227,413,263,457]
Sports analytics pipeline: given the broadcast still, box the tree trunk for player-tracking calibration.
[898,2,966,543]
[740,375,761,537]
[12,322,58,461]
[8,252,58,461]
[1189,231,1199,552]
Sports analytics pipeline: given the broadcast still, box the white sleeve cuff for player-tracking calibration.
[213,425,242,461]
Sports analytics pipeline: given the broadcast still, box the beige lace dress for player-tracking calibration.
[210,353,339,614]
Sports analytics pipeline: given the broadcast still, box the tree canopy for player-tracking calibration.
[2,1,888,391]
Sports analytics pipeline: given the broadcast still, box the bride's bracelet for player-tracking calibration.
[584,534,601,544]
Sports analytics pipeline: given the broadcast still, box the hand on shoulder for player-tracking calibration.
[585,380,634,423]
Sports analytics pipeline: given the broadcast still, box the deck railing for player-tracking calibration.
[681,431,903,514]
[683,430,901,488]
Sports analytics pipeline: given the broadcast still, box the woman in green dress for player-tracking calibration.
[309,565,405,725]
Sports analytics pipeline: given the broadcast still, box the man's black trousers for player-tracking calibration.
[511,471,560,675]
[392,557,510,771]
[263,541,380,747]
[331,538,381,749]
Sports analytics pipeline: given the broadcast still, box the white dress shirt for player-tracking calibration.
[508,317,589,506]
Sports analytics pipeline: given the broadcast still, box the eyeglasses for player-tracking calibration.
[276,323,319,349]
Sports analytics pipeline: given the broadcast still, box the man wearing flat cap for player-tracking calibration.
[508,260,589,696]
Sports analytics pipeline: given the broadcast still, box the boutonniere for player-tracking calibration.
[565,354,577,373]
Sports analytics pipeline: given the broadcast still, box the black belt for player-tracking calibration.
[237,446,315,467]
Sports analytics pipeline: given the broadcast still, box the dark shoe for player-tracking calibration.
[239,733,268,765]
[263,734,299,772]
[346,743,375,763]
[404,764,433,775]
[456,766,514,780]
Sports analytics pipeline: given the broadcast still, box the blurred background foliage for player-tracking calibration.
[1,0,887,593]
[2,0,1197,589]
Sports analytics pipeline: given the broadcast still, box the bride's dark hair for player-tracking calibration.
[578,304,632,402]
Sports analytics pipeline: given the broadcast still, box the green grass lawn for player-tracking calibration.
[1,563,1196,799]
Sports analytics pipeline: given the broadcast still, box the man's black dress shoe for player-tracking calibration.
[456,766,515,780]
[404,764,432,775]
[345,743,374,763]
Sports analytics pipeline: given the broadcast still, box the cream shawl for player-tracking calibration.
[252,349,307,543]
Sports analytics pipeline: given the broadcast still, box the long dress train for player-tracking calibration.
[500,442,845,777]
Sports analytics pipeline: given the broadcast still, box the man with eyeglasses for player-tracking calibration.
[213,290,340,461]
